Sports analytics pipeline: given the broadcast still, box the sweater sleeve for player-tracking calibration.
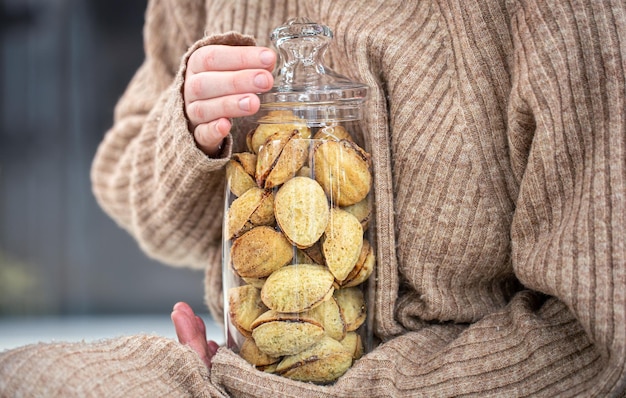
[506,0,626,392]
[90,0,254,270]
[209,1,626,396]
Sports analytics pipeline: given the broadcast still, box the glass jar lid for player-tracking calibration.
[257,18,369,125]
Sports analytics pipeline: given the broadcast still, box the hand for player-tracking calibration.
[171,301,219,368]
[184,45,276,156]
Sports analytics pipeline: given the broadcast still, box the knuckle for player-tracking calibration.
[231,72,248,92]
[224,97,240,115]
[239,49,248,68]
[188,75,204,98]
[194,124,210,145]
[187,51,199,70]
[188,102,206,122]
[202,46,219,71]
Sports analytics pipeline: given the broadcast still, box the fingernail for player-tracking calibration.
[260,50,274,66]
[254,73,269,89]
[238,96,251,111]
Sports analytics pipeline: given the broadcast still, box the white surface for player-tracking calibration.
[0,314,224,351]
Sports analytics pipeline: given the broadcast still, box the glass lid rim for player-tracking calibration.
[258,85,369,104]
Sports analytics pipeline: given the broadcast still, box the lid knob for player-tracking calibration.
[258,19,368,124]
[271,18,333,89]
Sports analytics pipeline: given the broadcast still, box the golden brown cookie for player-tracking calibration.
[341,197,371,230]
[239,337,281,369]
[230,226,293,279]
[312,139,371,207]
[274,177,329,249]
[307,296,346,341]
[225,187,275,240]
[322,207,363,282]
[247,111,311,154]
[250,310,325,356]
[339,332,364,360]
[225,152,258,197]
[248,190,275,226]
[261,264,335,313]
[256,130,309,189]
[334,287,366,332]
[340,239,375,288]
[228,285,268,338]
[275,336,353,384]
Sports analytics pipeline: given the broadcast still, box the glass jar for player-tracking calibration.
[222,18,373,384]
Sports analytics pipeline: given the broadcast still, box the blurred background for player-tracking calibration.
[0,0,220,349]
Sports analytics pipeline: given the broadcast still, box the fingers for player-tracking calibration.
[185,71,269,128]
[185,70,272,103]
[172,301,194,316]
[187,45,276,74]
[173,302,206,332]
[184,46,275,157]
[207,340,219,358]
[193,118,231,157]
[171,302,216,368]
[187,93,262,128]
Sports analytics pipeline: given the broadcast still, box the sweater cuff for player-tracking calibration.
[0,335,227,397]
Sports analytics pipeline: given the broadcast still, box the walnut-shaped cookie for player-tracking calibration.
[312,139,371,207]
[339,239,375,288]
[230,226,293,279]
[322,207,363,282]
[274,177,329,249]
[247,111,311,154]
[341,197,371,230]
[334,287,366,332]
[250,310,325,357]
[256,130,309,189]
[225,152,258,197]
[228,285,268,338]
[339,332,364,360]
[261,264,335,313]
[239,337,281,370]
[275,336,353,384]
[307,296,346,341]
[225,187,275,240]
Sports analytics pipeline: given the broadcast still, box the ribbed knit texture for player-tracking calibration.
[0,335,226,397]
[2,0,624,396]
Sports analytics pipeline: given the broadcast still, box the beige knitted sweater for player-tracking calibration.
[1,0,625,396]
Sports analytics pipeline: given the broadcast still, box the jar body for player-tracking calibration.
[222,112,375,384]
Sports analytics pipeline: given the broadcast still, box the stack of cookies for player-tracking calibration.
[224,111,375,384]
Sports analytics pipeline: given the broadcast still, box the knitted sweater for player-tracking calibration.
[1,0,625,396]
